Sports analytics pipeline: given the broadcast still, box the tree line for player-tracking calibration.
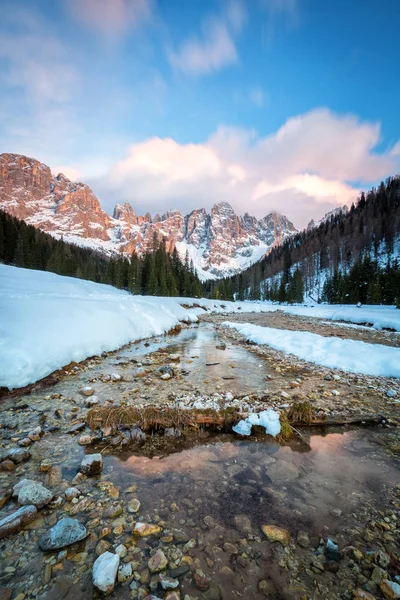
[0,210,203,297]
[205,175,400,305]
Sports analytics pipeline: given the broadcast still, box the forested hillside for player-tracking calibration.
[0,210,203,297]
[205,176,400,305]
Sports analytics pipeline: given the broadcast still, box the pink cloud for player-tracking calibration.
[89,108,400,229]
[66,0,152,37]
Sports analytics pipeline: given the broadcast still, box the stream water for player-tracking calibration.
[1,323,399,600]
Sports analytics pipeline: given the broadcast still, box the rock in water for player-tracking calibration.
[80,453,103,475]
[39,518,87,551]
[261,524,291,546]
[0,505,37,539]
[133,522,162,536]
[15,481,53,508]
[93,552,120,593]
[380,579,400,600]
[325,538,341,562]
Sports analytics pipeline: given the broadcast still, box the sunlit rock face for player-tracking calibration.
[0,153,296,279]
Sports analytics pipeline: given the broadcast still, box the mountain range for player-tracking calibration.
[0,153,296,280]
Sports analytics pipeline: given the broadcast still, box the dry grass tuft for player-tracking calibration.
[86,405,240,433]
[287,401,314,424]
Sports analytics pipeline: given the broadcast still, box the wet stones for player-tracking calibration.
[6,448,31,464]
[296,531,310,548]
[38,518,87,551]
[97,481,120,499]
[193,570,210,591]
[46,466,63,486]
[68,422,85,434]
[148,549,168,573]
[93,551,120,593]
[133,522,162,537]
[261,524,291,546]
[325,538,341,562]
[14,480,53,508]
[158,366,174,379]
[80,453,103,475]
[160,575,179,590]
[380,580,400,600]
[127,498,141,513]
[79,386,95,397]
[233,515,252,534]
[0,505,37,539]
[118,562,133,583]
[169,354,181,362]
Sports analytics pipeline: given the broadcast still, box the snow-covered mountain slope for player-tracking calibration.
[0,153,296,280]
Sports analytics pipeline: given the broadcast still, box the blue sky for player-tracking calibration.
[1,0,399,227]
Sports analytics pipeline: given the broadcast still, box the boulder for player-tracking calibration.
[39,518,87,551]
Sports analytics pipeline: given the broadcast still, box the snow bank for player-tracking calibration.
[281,304,400,332]
[232,409,281,437]
[0,265,273,390]
[223,321,400,378]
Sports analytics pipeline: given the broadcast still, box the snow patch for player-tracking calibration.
[223,321,400,378]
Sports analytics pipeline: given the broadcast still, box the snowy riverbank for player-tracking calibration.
[223,321,400,378]
[0,265,271,389]
[1,264,400,389]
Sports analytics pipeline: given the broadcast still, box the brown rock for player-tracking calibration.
[0,505,37,539]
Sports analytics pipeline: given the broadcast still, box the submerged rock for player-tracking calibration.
[93,552,120,593]
[39,518,87,550]
[133,522,162,537]
[325,538,341,562]
[261,524,291,546]
[0,505,37,539]
[380,579,400,600]
[80,453,103,475]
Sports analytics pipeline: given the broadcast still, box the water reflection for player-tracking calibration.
[108,429,398,539]
[113,324,269,394]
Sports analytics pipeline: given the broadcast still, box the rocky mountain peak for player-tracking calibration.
[0,152,297,280]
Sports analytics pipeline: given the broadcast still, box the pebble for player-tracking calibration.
[160,575,179,590]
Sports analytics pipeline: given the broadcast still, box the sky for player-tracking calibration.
[1,0,400,229]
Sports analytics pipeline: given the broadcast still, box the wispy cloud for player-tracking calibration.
[249,86,266,108]
[0,10,78,106]
[168,2,246,75]
[65,0,152,38]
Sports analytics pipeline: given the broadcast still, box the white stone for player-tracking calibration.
[93,551,120,593]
